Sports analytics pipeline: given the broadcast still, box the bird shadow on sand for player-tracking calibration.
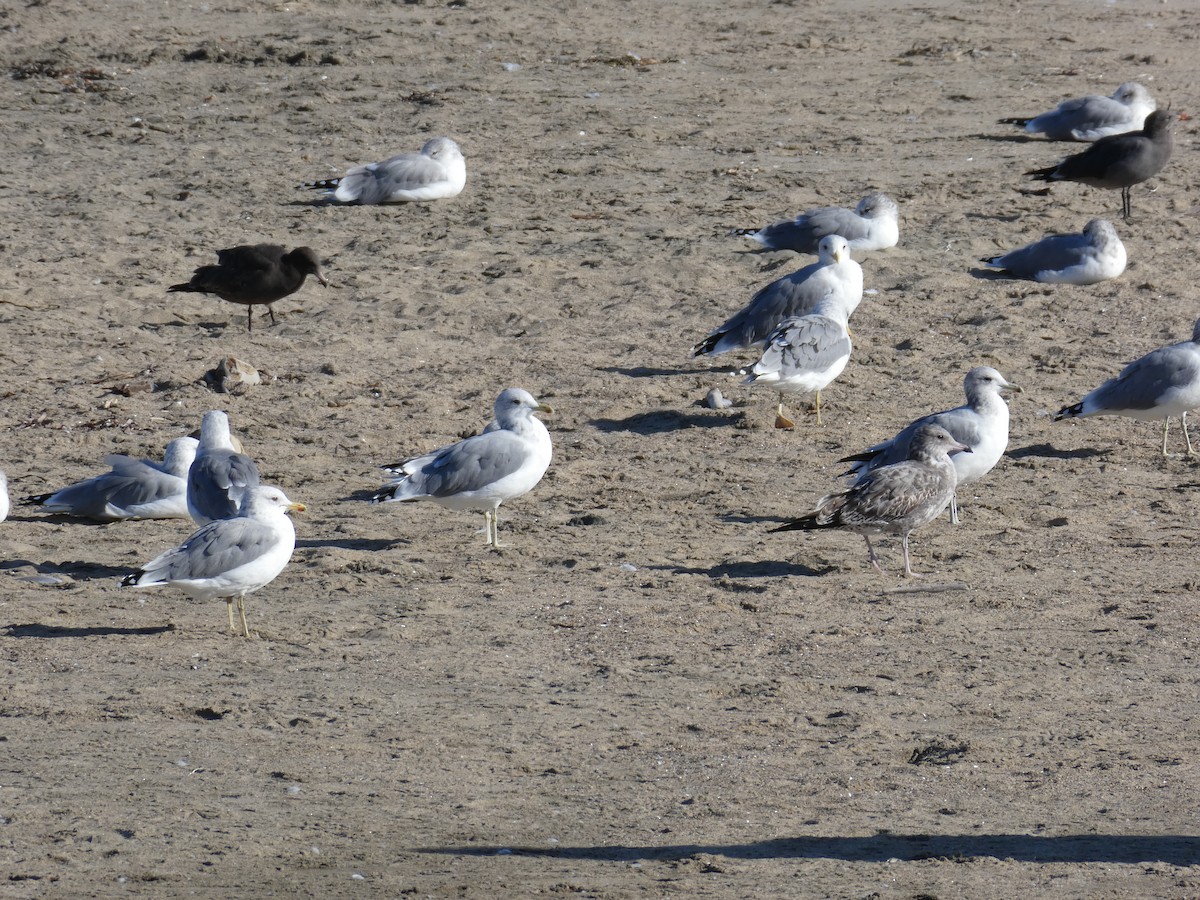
[967,267,1021,282]
[4,622,176,639]
[1008,442,1108,461]
[1,558,132,580]
[600,365,728,378]
[591,410,744,434]
[972,132,1043,144]
[295,537,407,552]
[650,560,831,579]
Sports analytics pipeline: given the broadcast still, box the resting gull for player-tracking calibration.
[692,235,863,357]
[169,244,327,332]
[188,411,261,525]
[0,471,8,523]
[305,136,466,204]
[1026,109,1174,220]
[24,436,199,521]
[742,292,854,429]
[732,192,900,255]
[373,388,553,547]
[1000,82,1156,142]
[839,367,1020,523]
[1054,317,1200,456]
[771,424,970,577]
[122,485,304,637]
[981,219,1125,285]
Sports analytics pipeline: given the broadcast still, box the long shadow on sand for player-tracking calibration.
[592,410,743,434]
[4,623,176,638]
[650,561,831,579]
[1008,442,1108,461]
[418,833,1200,865]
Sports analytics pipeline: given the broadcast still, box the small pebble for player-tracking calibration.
[705,388,733,410]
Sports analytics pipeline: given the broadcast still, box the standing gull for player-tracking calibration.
[692,235,863,357]
[23,437,199,521]
[732,192,900,255]
[373,388,553,547]
[1054,318,1200,456]
[742,292,854,429]
[188,411,261,525]
[771,424,970,577]
[169,244,327,331]
[1000,82,1157,141]
[305,136,466,204]
[1026,109,1174,220]
[122,485,304,638]
[839,367,1020,523]
[981,219,1125,285]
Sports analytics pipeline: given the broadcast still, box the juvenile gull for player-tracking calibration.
[305,137,466,204]
[839,367,1020,523]
[692,235,863,357]
[771,424,970,577]
[168,244,327,332]
[1000,82,1157,141]
[373,388,553,547]
[23,437,199,521]
[1054,317,1200,456]
[0,471,8,523]
[1026,109,1174,219]
[732,192,900,255]
[188,411,261,525]
[981,219,1126,285]
[122,485,304,638]
[742,292,854,429]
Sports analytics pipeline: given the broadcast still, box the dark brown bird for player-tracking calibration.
[168,244,328,331]
[1025,109,1174,219]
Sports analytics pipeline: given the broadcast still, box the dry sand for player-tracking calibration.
[2,0,1200,896]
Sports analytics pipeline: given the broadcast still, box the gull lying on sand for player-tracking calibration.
[1000,82,1156,141]
[981,219,1125,285]
[772,425,969,577]
[122,485,304,638]
[1055,318,1200,456]
[373,389,553,547]
[839,367,1020,523]
[732,193,899,255]
[305,137,466,204]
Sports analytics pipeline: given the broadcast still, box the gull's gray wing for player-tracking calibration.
[338,154,445,204]
[755,314,851,379]
[753,207,868,254]
[1090,344,1200,412]
[141,518,279,583]
[985,233,1090,277]
[188,450,260,521]
[398,431,531,499]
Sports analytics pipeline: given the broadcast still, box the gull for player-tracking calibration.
[122,485,304,637]
[771,424,970,577]
[304,136,466,204]
[373,388,553,547]
[1000,82,1157,141]
[731,192,900,255]
[839,367,1020,523]
[23,437,199,521]
[0,471,8,523]
[168,244,327,332]
[1054,317,1200,456]
[742,292,853,429]
[1026,109,1174,219]
[692,235,863,357]
[981,219,1125,285]
[188,411,261,525]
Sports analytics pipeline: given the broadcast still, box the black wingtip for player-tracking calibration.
[1024,166,1057,181]
[302,178,341,192]
[120,571,143,587]
[1053,403,1083,422]
[371,485,399,503]
[21,493,52,506]
[997,117,1030,127]
[691,334,719,358]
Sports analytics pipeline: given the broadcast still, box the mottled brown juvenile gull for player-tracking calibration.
[23,437,198,521]
[839,367,1020,524]
[742,292,854,429]
[692,235,863,357]
[188,411,261,525]
[771,425,970,577]
[0,471,8,523]
[168,244,327,332]
[1026,109,1174,220]
[732,192,900,255]
[1054,318,1200,456]
[981,219,1125,285]
[1000,82,1157,141]
[122,485,304,637]
[304,136,466,204]
[373,388,553,547]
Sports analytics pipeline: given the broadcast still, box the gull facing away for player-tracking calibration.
[1000,82,1157,141]
[0,471,8,523]
[168,244,327,332]
[1054,318,1200,456]
[122,485,304,638]
[304,137,466,204]
[692,235,863,357]
[839,367,1020,524]
[742,292,854,429]
[981,219,1125,285]
[188,411,261,525]
[1025,109,1174,220]
[23,437,199,521]
[771,424,970,578]
[731,192,900,255]
[373,389,553,547]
